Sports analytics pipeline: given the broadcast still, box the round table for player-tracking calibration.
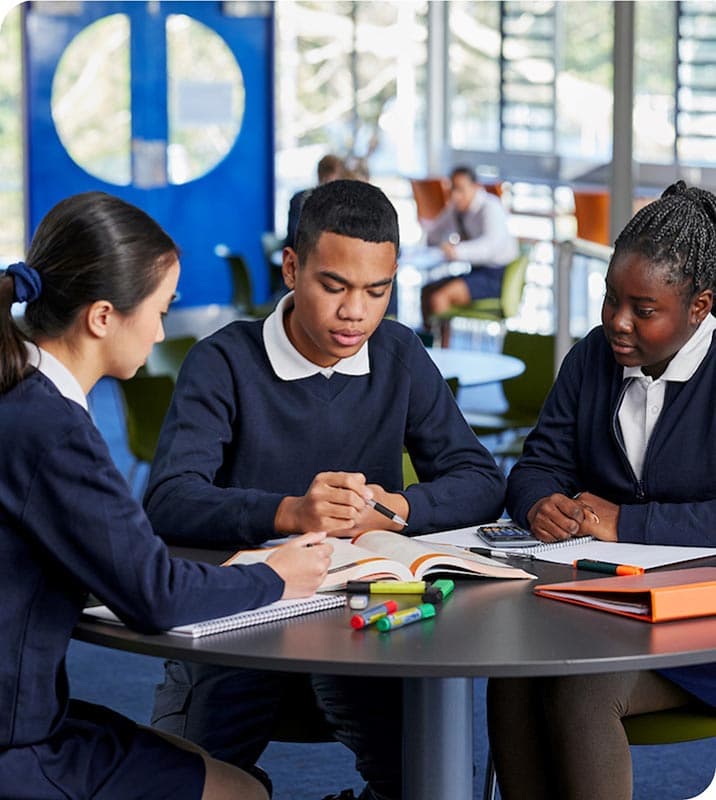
[74,554,716,800]
[425,347,525,387]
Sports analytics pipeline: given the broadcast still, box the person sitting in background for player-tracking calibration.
[144,178,505,800]
[419,165,519,330]
[0,191,333,800]
[284,153,346,249]
[488,181,716,800]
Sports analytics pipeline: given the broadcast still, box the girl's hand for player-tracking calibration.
[574,492,620,541]
[526,493,594,542]
[266,531,333,599]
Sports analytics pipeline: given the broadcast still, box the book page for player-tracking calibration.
[538,589,650,616]
[532,541,716,569]
[223,538,413,590]
[319,538,413,590]
[352,530,534,580]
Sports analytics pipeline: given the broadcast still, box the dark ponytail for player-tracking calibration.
[0,271,28,393]
[0,192,178,394]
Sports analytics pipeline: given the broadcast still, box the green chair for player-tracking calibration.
[261,231,286,299]
[117,374,175,491]
[483,706,716,800]
[461,331,555,438]
[402,377,457,489]
[434,249,530,348]
[145,336,197,383]
[215,244,277,318]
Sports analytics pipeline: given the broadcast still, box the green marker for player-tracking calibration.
[376,603,436,632]
[422,579,455,604]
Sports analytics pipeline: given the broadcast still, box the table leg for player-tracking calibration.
[402,676,474,799]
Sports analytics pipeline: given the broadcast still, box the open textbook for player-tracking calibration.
[223,529,535,590]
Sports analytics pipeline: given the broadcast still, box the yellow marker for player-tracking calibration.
[345,580,426,594]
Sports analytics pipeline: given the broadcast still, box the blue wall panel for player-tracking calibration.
[24,1,274,308]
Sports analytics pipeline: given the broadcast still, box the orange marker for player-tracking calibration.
[573,559,644,576]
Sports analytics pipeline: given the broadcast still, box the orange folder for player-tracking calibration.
[534,567,716,623]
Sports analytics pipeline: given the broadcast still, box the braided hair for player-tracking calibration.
[613,181,716,309]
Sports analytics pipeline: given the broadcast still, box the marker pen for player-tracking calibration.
[376,603,436,631]
[345,580,427,594]
[422,578,455,604]
[350,600,399,630]
[573,559,644,576]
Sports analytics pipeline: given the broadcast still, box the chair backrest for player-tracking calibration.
[501,331,556,418]
[225,253,254,313]
[145,336,197,382]
[410,177,450,220]
[573,188,611,246]
[499,251,530,318]
[260,231,286,297]
[117,374,175,465]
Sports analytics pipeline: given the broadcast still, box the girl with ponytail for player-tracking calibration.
[0,192,331,799]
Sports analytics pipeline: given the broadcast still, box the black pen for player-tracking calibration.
[367,498,408,527]
[468,546,535,561]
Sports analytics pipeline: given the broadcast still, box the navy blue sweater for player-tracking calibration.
[507,326,716,706]
[144,319,505,546]
[0,372,282,748]
[507,326,716,546]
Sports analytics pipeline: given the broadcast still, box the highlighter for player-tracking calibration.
[350,600,399,630]
[422,579,455,604]
[376,603,436,632]
[573,559,644,576]
[345,580,427,594]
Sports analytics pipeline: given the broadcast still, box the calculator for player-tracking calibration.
[476,523,539,548]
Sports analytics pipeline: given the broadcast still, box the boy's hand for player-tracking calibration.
[266,531,333,599]
[330,484,410,538]
[274,472,372,535]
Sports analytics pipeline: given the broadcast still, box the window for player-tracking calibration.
[52,14,132,185]
[274,1,428,234]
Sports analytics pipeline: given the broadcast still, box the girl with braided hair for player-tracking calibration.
[487,181,716,799]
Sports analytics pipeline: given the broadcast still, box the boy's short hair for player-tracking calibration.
[450,165,478,184]
[294,179,400,264]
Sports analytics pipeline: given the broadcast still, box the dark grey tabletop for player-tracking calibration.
[74,548,716,678]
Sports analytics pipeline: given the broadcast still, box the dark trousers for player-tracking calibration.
[152,660,402,800]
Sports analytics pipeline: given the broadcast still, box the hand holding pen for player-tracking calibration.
[273,472,408,537]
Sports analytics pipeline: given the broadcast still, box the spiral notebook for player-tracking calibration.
[83,594,346,638]
[419,527,716,570]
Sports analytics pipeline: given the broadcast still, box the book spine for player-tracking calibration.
[651,583,716,622]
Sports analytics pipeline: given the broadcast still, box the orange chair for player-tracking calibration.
[410,177,450,220]
[572,188,611,246]
[483,181,504,199]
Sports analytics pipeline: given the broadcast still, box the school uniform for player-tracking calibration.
[506,319,716,706]
[144,294,506,799]
[0,348,283,799]
[422,188,519,299]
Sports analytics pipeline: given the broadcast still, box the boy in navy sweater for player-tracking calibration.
[145,179,505,799]
[488,181,716,800]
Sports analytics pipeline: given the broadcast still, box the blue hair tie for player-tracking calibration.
[6,262,42,303]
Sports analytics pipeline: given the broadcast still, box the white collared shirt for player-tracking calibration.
[618,314,716,479]
[25,342,89,411]
[262,291,370,380]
